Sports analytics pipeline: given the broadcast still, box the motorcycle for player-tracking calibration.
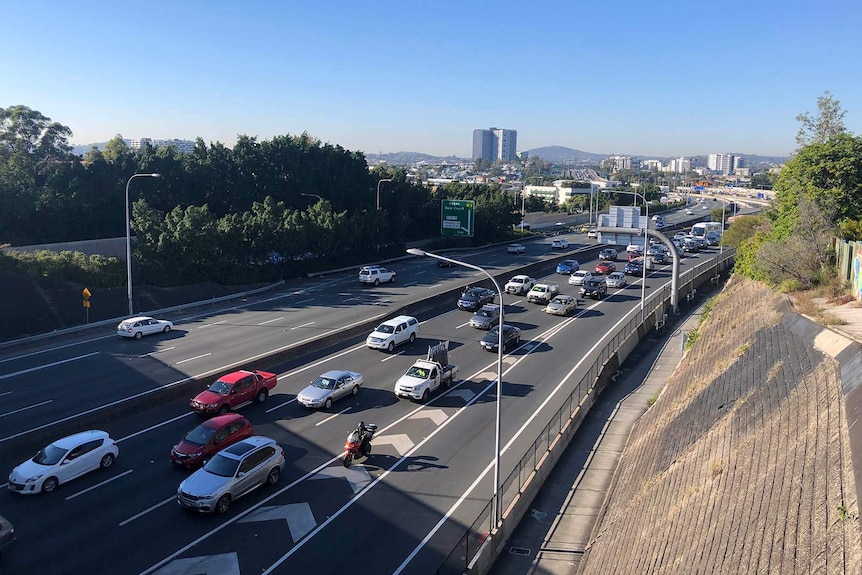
[342,422,377,467]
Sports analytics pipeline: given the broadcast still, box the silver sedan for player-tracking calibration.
[297,370,363,409]
[545,295,578,316]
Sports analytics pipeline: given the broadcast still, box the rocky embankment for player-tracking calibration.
[581,277,862,574]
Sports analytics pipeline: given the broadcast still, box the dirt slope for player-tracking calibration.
[581,277,862,574]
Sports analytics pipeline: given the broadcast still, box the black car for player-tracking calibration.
[580,278,607,300]
[457,287,496,311]
[480,324,522,352]
[624,261,644,276]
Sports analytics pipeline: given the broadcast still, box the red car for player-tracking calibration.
[595,261,616,275]
[628,250,643,262]
[190,369,277,416]
[170,413,253,468]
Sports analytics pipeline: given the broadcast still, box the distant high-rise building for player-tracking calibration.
[669,157,691,173]
[602,155,631,172]
[472,128,517,162]
[708,153,735,175]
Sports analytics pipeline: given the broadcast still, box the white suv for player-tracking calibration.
[359,266,396,285]
[366,315,419,352]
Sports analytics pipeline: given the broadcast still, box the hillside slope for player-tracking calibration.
[581,277,861,574]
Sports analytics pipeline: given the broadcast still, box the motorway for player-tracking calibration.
[0,205,730,574]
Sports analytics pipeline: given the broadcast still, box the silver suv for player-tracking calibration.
[177,436,284,514]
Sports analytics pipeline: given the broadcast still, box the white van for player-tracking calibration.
[366,315,419,352]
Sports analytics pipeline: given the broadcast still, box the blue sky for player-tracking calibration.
[4,0,860,158]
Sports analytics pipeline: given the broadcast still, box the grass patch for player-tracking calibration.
[711,461,723,477]
[646,396,657,408]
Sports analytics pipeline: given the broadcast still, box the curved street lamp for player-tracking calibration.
[126,173,161,316]
[407,248,506,528]
[301,193,325,203]
[376,178,393,211]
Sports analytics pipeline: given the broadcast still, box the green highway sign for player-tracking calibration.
[441,199,475,237]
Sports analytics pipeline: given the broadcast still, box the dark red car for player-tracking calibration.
[595,261,616,275]
[170,413,253,468]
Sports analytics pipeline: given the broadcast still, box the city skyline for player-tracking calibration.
[3,1,860,158]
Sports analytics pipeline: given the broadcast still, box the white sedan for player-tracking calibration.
[297,370,363,409]
[551,238,569,250]
[8,430,119,495]
[569,270,593,286]
[507,244,526,254]
[117,316,173,339]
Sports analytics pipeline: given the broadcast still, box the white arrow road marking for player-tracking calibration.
[373,434,415,455]
[409,409,447,425]
[239,503,317,542]
[309,465,372,493]
[151,553,240,575]
[448,389,475,402]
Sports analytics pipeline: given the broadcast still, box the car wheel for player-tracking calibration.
[100,453,115,469]
[218,404,230,415]
[409,332,415,344]
[390,275,395,283]
[267,467,281,485]
[134,332,142,340]
[421,389,429,402]
[324,398,333,410]
[387,341,395,353]
[215,494,231,514]
[163,325,171,333]
[256,388,268,403]
[42,477,59,494]
[374,278,380,286]
[352,385,359,396]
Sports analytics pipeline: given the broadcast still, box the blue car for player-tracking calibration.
[556,259,580,275]
[624,261,644,276]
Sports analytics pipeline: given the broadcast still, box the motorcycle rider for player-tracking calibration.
[355,421,373,454]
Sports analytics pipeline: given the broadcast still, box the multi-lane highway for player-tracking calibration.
[0,209,730,574]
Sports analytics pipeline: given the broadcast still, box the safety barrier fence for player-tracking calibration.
[435,248,735,574]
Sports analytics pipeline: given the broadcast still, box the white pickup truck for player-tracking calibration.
[526,281,560,304]
[394,341,459,402]
[505,275,536,295]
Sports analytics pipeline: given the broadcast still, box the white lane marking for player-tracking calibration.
[266,398,297,413]
[290,321,315,330]
[0,351,99,381]
[380,351,404,362]
[455,321,470,329]
[314,406,351,426]
[65,469,133,500]
[427,284,439,290]
[197,320,227,329]
[402,282,418,287]
[175,353,212,365]
[294,298,314,305]
[141,310,574,575]
[257,316,285,325]
[344,297,361,302]
[0,391,12,397]
[119,495,175,526]
[392,300,643,573]
[139,347,175,358]
[0,400,53,419]
[117,411,194,443]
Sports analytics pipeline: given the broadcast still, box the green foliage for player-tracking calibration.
[796,91,847,147]
[0,249,125,287]
[722,215,768,248]
[733,231,770,282]
[646,396,657,408]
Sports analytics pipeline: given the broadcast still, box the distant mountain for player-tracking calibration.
[526,146,606,162]
[72,141,114,156]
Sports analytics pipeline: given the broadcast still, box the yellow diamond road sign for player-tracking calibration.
[82,288,91,299]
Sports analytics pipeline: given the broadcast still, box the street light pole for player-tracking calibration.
[376,178,393,211]
[406,248,505,528]
[125,173,161,317]
[614,190,648,312]
[301,193,324,203]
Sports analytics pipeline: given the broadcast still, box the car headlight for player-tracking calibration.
[206,403,218,409]
[25,474,44,483]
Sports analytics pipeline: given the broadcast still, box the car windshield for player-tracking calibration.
[551,297,567,304]
[32,443,67,466]
[534,286,547,292]
[203,454,241,477]
[207,380,233,395]
[512,278,524,283]
[478,309,493,317]
[312,376,336,390]
[376,324,395,334]
[184,425,217,446]
[575,271,587,277]
[406,366,428,378]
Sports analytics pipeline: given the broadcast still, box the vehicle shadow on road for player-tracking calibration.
[366,453,449,472]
